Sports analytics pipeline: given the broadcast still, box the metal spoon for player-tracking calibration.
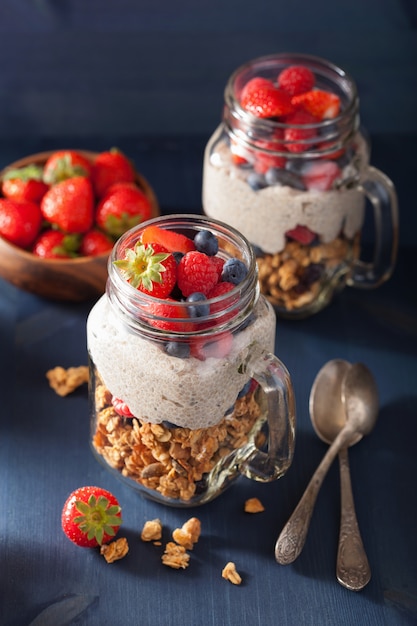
[275,361,379,571]
[309,359,374,590]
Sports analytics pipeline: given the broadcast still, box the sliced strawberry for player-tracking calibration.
[291,89,341,120]
[277,65,315,97]
[284,111,318,154]
[285,225,317,245]
[302,161,342,191]
[111,397,134,417]
[141,225,195,254]
[240,78,294,118]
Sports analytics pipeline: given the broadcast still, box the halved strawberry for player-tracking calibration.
[285,225,317,245]
[291,89,341,120]
[302,161,342,191]
[61,486,122,548]
[141,225,195,254]
[114,241,177,298]
[240,78,294,118]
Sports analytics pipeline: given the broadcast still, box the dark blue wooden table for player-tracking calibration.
[1,135,416,626]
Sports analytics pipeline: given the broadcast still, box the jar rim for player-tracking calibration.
[107,214,260,339]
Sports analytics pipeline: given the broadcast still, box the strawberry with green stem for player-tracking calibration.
[43,150,92,184]
[61,486,122,548]
[115,241,177,298]
[1,164,49,203]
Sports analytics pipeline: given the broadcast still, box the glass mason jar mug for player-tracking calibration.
[87,214,295,507]
[202,53,399,318]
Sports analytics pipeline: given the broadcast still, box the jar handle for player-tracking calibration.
[240,353,296,481]
[350,166,399,288]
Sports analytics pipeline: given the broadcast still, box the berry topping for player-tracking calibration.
[277,65,315,97]
[177,250,219,297]
[302,161,341,191]
[221,258,248,285]
[141,224,195,254]
[115,242,177,298]
[61,486,122,548]
[112,397,134,417]
[194,229,219,256]
[145,298,193,332]
[240,78,294,118]
[291,89,341,120]
[284,111,318,153]
[265,167,307,190]
[186,292,210,318]
[285,225,317,245]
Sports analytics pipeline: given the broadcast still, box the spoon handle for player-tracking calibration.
[275,427,352,564]
[336,447,371,590]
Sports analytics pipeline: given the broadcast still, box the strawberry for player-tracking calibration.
[92,148,135,197]
[0,198,42,248]
[41,176,94,233]
[277,65,315,97]
[61,486,122,548]
[284,110,318,153]
[95,183,152,238]
[141,224,195,254]
[177,250,219,297]
[80,229,114,256]
[253,131,287,173]
[1,164,49,203]
[302,161,342,191]
[207,281,237,325]
[240,78,294,118]
[43,150,92,184]
[285,225,317,245]
[145,298,194,332]
[114,241,177,298]
[32,230,80,258]
[291,89,341,120]
[111,397,134,417]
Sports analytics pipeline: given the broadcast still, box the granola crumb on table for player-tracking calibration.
[141,518,163,542]
[46,365,89,396]
[162,542,190,569]
[222,561,242,585]
[172,517,201,550]
[100,537,129,563]
[244,497,265,513]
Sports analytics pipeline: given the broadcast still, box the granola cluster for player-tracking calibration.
[244,497,265,513]
[100,537,129,563]
[92,376,263,502]
[222,561,242,585]
[46,365,89,396]
[257,235,359,312]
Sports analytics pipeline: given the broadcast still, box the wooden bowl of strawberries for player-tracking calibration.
[0,148,159,301]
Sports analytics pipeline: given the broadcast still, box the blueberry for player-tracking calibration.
[247,172,267,191]
[194,229,218,256]
[265,167,306,191]
[285,158,309,176]
[302,263,324,286]
[173,251,184,265]
[221,258,248,285]
[238,311,256,331]
[165,341,190,359]
[187,292,210,318]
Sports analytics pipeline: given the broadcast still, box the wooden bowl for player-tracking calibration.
[0,150,159,301]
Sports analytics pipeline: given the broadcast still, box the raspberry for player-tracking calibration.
[277,65,315,97]
[177,251,219,297]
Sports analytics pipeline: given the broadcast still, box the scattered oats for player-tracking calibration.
[161,542,190,569]
[222,561,242,585]
[172,517,201,550]
[100,537,129,563]
[141,518,163,542]
[244,497,265,513]
[46,365,89,396]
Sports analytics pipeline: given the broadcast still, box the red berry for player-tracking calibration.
[2,164,49,203]
[111,397,134,417]
[285,225,317,245]
[177,251,219,297]
[41,176,95,234]
[145,298,194,332]
[291,89,341,120]
[253,130,287,173]
[141,224,195,254]
[80,229,114,256]
[92,148,135,197]
[61,486,122,548]
[0,198,42,248]
[240,78,294,118]
[211,255,225,279]
[95,183,152,238]
[115,241,177,298]
[302,161,342,191]
[284,111,319,153]
[32,230,80,258]
[191,331,234,360]
[277,65,315,97]
[207,281,237,324]
[43,150,92,184]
